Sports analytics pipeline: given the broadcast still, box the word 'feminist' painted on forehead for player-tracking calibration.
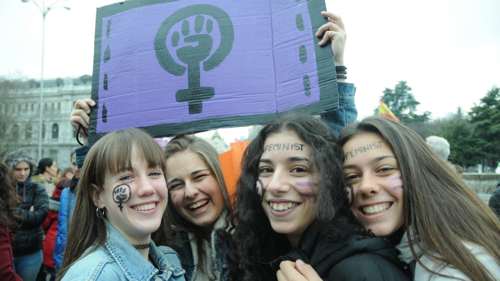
[264,143,304,153]
[344,141,384,161]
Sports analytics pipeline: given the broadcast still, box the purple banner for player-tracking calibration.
[91,0,337,137]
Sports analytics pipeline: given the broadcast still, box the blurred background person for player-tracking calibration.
[0,161,22,281]
[5,151,49,281]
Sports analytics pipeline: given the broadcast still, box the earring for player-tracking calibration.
[96,207,106,219]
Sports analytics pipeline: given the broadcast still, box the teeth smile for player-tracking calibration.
[361,203,391,214]
[269,202,298,212]
[134,202,156,212]
[188,200,208,210]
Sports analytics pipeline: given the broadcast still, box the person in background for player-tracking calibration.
[31,157,62,281]
[488,182,500,217]
[32,158,58,197]
[60,168,74,182]
[0,162,22,281]
[57,128,185,281]
[425,136,463,174]
[339,117,499,281]
[4,151,49,281]
[53,168,79,271]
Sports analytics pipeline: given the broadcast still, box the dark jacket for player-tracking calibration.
[489,186,500,217]
[273,222,410,281]
[13,179,49,256]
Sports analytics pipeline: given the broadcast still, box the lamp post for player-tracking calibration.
[21,0,70,160]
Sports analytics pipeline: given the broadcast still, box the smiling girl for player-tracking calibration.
[57,128,185,281]
[153,135,233,281]
[339,117,500,281]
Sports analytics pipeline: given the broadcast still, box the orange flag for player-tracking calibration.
[378,101,400,122]
[219,140,249,206]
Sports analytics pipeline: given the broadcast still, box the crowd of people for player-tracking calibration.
[1,10,499,281]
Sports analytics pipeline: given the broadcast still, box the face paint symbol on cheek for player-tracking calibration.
[295,181,316,196]
[113,184,131,212]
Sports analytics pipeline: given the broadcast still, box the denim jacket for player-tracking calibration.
[321,82,357,136]
[62,222,186,281]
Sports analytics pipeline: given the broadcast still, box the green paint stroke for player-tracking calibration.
[299,45,307,63]
[106,20,112,38]
[303,75,311,96]
[195,15,204,33]
[103,74,108,90]
[295,14,304,31]
[102,103,108,123]
[104,46,111,62]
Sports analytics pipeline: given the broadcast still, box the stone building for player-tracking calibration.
[0,76,91,169]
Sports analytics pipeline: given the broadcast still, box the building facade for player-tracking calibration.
[1,77,91,169]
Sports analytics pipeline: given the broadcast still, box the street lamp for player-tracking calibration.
[21,0,70,161]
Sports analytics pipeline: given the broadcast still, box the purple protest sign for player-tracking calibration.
[89,0,338,140]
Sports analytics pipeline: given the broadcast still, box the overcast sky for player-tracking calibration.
[1,0,499,125]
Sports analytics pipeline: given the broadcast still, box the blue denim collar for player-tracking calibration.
[104,222,175,280]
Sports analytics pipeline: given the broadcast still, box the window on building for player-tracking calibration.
[42,123,46,139]
[12,124,19,140]
[31,103,34,111]
[52,123,59,139]
[25,124,32,140]
[0,123,5,138]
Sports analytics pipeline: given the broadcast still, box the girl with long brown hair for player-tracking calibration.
[339,117,499,281]
[57,128,185,281]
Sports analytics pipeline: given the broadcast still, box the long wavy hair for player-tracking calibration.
[0,162,19,229]
[339,117,500,281]
[231,114,361,281]
[57,128,167,280]
[153,135,232,268]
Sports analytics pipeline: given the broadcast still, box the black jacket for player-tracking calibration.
[489,186,500,217]
[273,222,410,281]
[13,180,49,256]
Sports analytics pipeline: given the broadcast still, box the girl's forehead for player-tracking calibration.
[343,133,393,163]
[263,133,310,155]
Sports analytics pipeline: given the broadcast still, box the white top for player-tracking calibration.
[398,232,499,281]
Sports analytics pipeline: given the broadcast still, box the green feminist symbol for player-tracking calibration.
[155,5,234,114]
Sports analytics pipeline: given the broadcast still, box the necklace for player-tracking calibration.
[133,243,150,249]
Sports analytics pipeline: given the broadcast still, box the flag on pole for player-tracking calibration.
[378,101,400,122]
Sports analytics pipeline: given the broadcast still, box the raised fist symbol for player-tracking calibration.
[155,5,234,114]
[173,15,214,67]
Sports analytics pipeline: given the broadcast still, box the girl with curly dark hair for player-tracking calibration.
[231,114,410,281]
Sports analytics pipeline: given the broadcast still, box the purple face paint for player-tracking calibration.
[294,180,316,196]
[386,173,403,190]
[112,184,131,211]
